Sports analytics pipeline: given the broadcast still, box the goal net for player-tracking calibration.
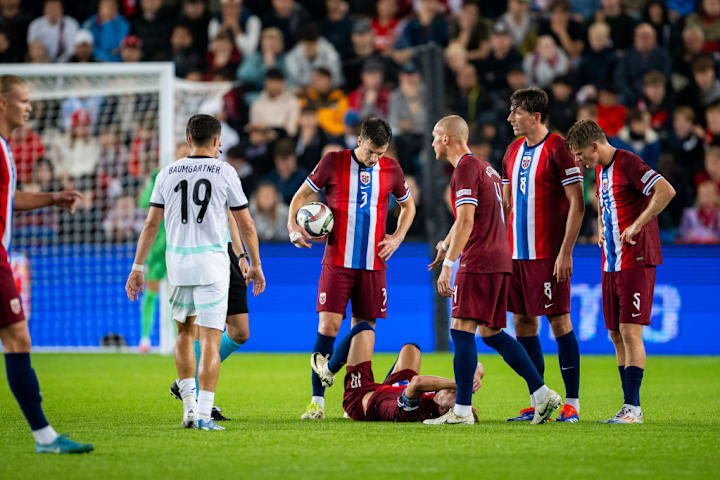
[1,63,232,352]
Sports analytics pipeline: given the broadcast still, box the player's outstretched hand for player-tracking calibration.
[620,222,640,245]
[472,362,485,393]
[246,265,266,296]
[288,222,312,248]
[378,234,402,260]
[437,266,453,297]
[553,251,572,283]
[125,271,144,302]
[428,241,446,270]
[52,190,83,214]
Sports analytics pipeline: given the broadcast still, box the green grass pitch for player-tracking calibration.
[1,353,719,479]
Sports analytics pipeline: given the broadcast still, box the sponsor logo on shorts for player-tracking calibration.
[641,170,656,184]
[456,189,472,197]
[631,313,642,317]
[319,292,326,305]
[360,170,371,185]
[545,303,554,309]
[9,298,21,314]
[565,166,581,176]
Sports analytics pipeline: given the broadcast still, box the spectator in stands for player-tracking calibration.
[678,55,720,119]
[261,0,310,49]
[294,105,329,170]
[26,0,78,63]
[103,191,145,242]
[208,0,260,59]
[285,23,343,89]
[475,21,523,92]
[594,0,636,53]
[576,22,617,90]
[120,34,142,62]
[610,107,661,169]
[226,145,258,197]
[237,27,287,100]
[26,40,50,62]
[686,0,720,53]
[9,125,44,186]
[577,102,599,122]
[348,60,391,118]
[705,104,720,144]
[674,25,706,83]
[389,61,426,176]
[96,127,130,188]
[206,29,242,80]
[696,143,720,192]
[83,0,130,62]
[130,0,172,61]
[178,0,211,56]
[638,71,673,132]
[614,23,671,104]
[500,0,536,54]
[372,0,403,54]
[344,18,394,92]
[70,29,96,62]
[322,0,354,59]
[339,110,361,149]
[644,0,677,51]
[300,67,348,136]
[48,110,102,180]
[449,0,491,62]
[678,180,720,243]
[523,35,569,88]
[537,0,584,59]
[0,0,32,62]
[58,175,105,244]
[393,0,449,65]
[444,43,469,97]
[128,118,158,178]
[263,138,309,204]
[249,182,289,242]
[171,23,204,79]
[448,63,491,127]
[249,68,300,136]
[24,157,62,193]
[548,75,577,135]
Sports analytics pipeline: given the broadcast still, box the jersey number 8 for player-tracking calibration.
[174,179,212,224]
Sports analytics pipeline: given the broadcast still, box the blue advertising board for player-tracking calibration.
[15,243,720,355]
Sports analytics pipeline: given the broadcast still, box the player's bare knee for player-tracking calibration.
[318,320,341,337]
[513,315,538,336]
[400,342,421,356]
[548,314,572,337]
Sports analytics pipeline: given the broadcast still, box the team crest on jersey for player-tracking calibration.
[601,176,609,193]
[9,298,21,314]
[319,292,327,305]
[521,152,532,169]
[360,170,371,185]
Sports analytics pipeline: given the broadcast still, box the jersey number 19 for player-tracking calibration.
[174,179,212,224]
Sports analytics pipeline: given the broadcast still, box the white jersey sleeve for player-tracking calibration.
[224,162,249,210]
[149,169,167,207]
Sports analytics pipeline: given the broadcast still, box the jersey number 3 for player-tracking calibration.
[174,179,212,224]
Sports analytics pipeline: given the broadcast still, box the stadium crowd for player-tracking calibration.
[2,0,720,244]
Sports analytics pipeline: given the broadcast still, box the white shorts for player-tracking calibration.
[169,277,229,331]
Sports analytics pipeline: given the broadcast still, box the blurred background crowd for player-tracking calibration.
[2,0,720,245]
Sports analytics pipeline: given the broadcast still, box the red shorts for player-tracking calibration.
[317,264,387,320]
[342,361,417,421]
[0,257,25,328]
[602,266,656,331]
[452,272,509,328]
[508,259,571,317]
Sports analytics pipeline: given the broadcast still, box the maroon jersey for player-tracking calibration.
[450,153,512,274]
[596,149,663,272]
[305,150,410,271]
[365,386,439,422]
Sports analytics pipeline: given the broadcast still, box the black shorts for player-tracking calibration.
[227,243,249,316]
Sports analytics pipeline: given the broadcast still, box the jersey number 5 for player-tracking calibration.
[174,179,212,224]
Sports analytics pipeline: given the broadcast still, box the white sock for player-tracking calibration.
[530,394,536,408]
[624,403,641,416]
[311,396,325,408]
[197,390,215,421]
[565,397,579,411]
[179,377,196,409]
[453,404,472,417]
[532,385,550,403]
[32,425,58,445]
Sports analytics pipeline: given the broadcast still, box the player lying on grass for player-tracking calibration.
[311,322,482,422]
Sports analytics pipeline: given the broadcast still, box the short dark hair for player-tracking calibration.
[566,119,607,150]
[299,24,319,42]
[274,137,296,158]
[185,114,221,146]
[360,117,392,147]
[313,66,332,78]
[692,54,715,74]
[226,145,245,160]
[510,88,549,122]
[266,67,285,81]
[626,107,645,125]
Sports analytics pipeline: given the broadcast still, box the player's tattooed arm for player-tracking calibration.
[126,206,164,301]
[620,178,676,245]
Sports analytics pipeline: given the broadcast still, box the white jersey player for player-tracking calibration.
[126,114,265,431]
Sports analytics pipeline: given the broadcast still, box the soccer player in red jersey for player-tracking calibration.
[566,119,675,424]
[503,88,585,422]
[0,75,92,453]
[287,117,416,419]
[425,115,561,425]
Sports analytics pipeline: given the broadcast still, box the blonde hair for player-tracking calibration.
[0,75,26,94]
[566,119,608,150]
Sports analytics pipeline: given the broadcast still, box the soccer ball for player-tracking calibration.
[296,202,334,238]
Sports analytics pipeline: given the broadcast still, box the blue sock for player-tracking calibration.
[451,329,476,406]
[482,331,544,393]
[219,332,243,362]
[624,366,644,407]
[327,322,374,374]
[517,335,545,381]
[4,353,50,431]
[556,331,580,399]
[311,333,336,397]
[194,339,201,391]
[618,365,627,398]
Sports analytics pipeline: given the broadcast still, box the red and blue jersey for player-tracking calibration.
[596,149,663,272]
[0,135,17,262]
[502,131,583,260]
[306,149,410,271]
